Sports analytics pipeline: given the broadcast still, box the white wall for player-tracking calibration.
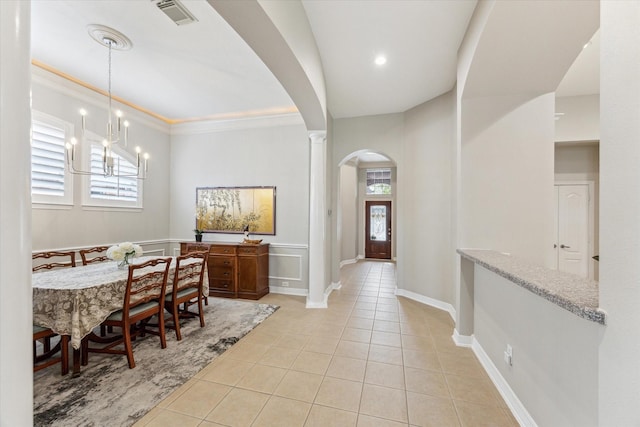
[31,68,172,251]
[400,92,455,303]
[599,1,640,423]
[555,95,599,142]
[169,117,311,292]
[474,265,600,426]
[339,163,357,263]
[461,94,556,268]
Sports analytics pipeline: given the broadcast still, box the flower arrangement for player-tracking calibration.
[107,242,143,268]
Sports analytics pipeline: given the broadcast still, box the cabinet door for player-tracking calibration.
[237,249,269,299]
[237,255,258,295]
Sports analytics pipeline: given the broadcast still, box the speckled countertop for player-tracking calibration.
[457,249,606,325]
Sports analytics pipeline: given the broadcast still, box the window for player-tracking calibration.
[366,168,392,195]
[31,112,73,206]
[83,142,143,209]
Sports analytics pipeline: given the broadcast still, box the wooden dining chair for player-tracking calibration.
[81,257,171,369]
[33,325,69,375]
[164,251,208,341]
[79,246,109,265]
[32,250,75,372]
[32,250,76,272]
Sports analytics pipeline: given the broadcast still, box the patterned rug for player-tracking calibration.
[33,298,279,427]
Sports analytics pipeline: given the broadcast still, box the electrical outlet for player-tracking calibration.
[504,344,513,366]
[281,281,289,287]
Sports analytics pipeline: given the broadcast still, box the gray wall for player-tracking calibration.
[400,92,455,303]
[31,68,171,252]
[168,117,311,293]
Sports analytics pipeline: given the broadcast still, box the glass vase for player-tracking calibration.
[117,253,132,269]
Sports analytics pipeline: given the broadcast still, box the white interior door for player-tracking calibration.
[555,184,591,278]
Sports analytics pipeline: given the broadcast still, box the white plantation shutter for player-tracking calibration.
[89,145,138,202]
[31,112,73,205]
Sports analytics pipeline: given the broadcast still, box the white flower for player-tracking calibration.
[107,242,144,261]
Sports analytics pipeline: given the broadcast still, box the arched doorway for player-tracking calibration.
[337,150,397,266]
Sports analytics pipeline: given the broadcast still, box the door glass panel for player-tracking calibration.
[370,205,387,242]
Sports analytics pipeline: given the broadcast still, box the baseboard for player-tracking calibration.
[305,281,335,309]
[394,288,457,322]
[472,338,538,427]
[339,259,357,268]
[306,297,328,309]
[452,329,473,347]
[270,286,308,297]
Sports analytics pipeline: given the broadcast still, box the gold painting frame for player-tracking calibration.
[196,186,276,235]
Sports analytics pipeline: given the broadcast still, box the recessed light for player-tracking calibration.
[374,55,387,66]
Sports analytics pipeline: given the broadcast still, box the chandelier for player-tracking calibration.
[65,25,148,179]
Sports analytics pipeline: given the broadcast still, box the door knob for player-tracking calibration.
[560,244,571,249]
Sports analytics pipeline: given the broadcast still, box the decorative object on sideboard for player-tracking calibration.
[64,24,149,180]
[106,242,143,269]
[195,186,276,235]
[194,200,206,241]
[242,224,262,244]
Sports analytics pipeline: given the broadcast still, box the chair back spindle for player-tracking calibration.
[32,251,76,272]
[79,246,109,265]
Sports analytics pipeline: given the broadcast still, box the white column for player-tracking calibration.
[307,131,327,308]
[0,1,33,424]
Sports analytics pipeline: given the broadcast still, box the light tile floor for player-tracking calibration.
[134,261,519,427]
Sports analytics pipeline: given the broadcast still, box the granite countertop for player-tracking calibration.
[457,249,606,325]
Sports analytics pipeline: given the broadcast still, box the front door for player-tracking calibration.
[365,201,392,259]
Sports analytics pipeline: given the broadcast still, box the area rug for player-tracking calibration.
[33,298,279,427]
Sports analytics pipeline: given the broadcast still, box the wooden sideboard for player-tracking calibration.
[180,241,269,300]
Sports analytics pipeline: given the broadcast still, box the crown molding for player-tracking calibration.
[170,113,305,135]
[32,65,171,134]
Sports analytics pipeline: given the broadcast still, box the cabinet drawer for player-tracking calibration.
[210,256,234,268]
[210,265,234,279]
[182,243,210,254]
[210,278,233,290]
[238,246,259,255]
[210,245,237,255]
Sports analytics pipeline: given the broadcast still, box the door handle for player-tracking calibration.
[560,244,571,249]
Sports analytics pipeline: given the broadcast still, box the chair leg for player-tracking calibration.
[198,296,205,328]
[123,323,135,369]
[173,306,182,341]
[159,312,167,349]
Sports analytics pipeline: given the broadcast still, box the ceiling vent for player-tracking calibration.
[155,0,198,26]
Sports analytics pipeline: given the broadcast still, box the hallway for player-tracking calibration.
[135,261,516,426]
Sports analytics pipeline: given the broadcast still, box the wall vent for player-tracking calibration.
[155,0,198,26]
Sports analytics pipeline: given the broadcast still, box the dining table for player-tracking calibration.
[32,255,208,375]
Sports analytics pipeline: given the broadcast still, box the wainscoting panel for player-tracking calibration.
[268,243,309,294]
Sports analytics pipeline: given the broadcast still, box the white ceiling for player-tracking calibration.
[556,30,600,97]
[30,0,597,126]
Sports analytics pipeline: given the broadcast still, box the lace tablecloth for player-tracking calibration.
[32,256,208,349]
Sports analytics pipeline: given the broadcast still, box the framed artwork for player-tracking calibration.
[195,186,276,235]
